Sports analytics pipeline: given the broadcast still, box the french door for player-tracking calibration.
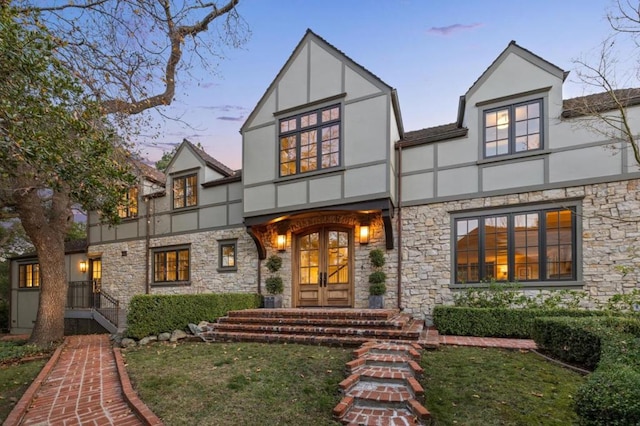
[296,227,352,307]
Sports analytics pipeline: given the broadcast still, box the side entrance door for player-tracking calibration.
[296,227,352,307]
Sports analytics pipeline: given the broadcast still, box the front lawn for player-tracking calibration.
[421,346,585,425]
[123,342,350,425]
[0,340,53,423]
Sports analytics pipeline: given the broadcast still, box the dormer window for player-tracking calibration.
[173,174,197,209]
[117,187,138,219]
[279,105,341,177]
[484,99,542,157]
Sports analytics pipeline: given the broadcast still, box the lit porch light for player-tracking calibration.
[359,224,370,245]
[79,260,88,273]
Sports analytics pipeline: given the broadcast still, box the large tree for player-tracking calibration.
[2,0,247,346]
[569,0,640,168]
[0,4,135,345]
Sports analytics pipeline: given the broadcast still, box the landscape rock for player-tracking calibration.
[139,336,158,346]
[158,332,171,341]
[170,329,188,342]
[120,338,136,348]
[188,323,202,335]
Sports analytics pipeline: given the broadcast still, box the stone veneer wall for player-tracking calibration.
[89,227,258,310]
[259,213,398,309]
[400,179,640,322]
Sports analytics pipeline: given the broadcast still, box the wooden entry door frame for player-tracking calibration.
[293,226,354,307]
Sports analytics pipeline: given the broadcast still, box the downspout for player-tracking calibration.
[397,145,403,310]
[257,258,262,295]
[145,197,151,294]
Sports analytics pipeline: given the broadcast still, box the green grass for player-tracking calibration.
[0,340,50,423]
[123,342,350,425]
[421,346,585,425]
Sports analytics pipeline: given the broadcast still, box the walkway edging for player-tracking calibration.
[113,347,164,426]
[2,338,67,426]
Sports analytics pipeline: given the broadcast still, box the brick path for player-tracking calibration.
[11,335,145,426]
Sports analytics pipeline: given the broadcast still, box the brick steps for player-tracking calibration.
[202,309,424,346]
[334,342,430,425]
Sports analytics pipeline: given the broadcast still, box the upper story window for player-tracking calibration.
[279,104,340,177]
[484,99,542,158]
[454,207,575,284]
[173,174,197,209]
[19,263,40,288]
[117,187,138,219]
[153,246,190,284]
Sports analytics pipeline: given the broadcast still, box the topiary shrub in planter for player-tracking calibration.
[264,255,283,308]
[368,249,386,309]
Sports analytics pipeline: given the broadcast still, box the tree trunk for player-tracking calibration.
[14,184,72,347]
[29,236,67,345]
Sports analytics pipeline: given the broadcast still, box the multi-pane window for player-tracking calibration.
[19,263,40,288]
[117,187,138,219]
[173,174,197,209]
[455,208,575,284]
[218,240,237,271]
[153,247,190,283]
[279,105,340,177]
[484,99,542,157]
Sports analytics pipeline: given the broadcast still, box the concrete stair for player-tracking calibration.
[200,309,425,346]
[334,342,431,425]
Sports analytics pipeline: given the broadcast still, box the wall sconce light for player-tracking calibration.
[359,223,370,245]
[276,234,286,251]
[79,260,88,273]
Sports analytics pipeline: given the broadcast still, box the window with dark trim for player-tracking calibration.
[218,240,237,272]
[153,247,190,284]
[279,104,340,177]
[19,263,40,288]
[173,174,197,209]
[454,207,575,284]
[484,99,542,157]
[117,187,139,219]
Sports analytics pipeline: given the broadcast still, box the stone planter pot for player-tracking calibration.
[263,294,283,309]
[368,295,384,309]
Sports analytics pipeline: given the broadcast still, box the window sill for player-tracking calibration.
[275,166,344,184]
[477,149,550,166]
[171,205,199,213]
[449,281,584,290]
[217,268,238,273]
[117,216,139,222]
[17,287,40,291]
[151,281,191,287]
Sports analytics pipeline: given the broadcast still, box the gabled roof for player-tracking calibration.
[562,88,640,118]
[202,170,242,188]
[240,29,403,137]
[183,139,234,177]
[466,41,567,98]
[397,123,468,148]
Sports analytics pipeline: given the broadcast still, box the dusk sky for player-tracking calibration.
[137,0,625,170]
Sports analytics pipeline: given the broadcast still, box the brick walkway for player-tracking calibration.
[11,335,145,426]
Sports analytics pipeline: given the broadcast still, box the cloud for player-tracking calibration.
[199,82,219,89]
[198,105,249,113]
[217,116,245,122]
[427,23,482,36]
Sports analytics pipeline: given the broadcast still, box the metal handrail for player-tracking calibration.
[94,288,120,328]
[66,280,120,328]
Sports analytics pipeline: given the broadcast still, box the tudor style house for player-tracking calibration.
[9,30,640,334]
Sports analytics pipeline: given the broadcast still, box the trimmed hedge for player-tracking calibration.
[529,315,640,424]
[126,293,262,339]
[432,306,613,338]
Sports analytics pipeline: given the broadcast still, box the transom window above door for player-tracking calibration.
[484,99,542,157]
[279,105,340,177]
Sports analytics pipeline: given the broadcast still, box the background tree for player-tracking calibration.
[569,0,640,168]
[1,1,248,346]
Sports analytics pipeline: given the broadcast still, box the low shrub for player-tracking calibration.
[530,317,605,369]
[433,306,612,338]
[126,293,262,339]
